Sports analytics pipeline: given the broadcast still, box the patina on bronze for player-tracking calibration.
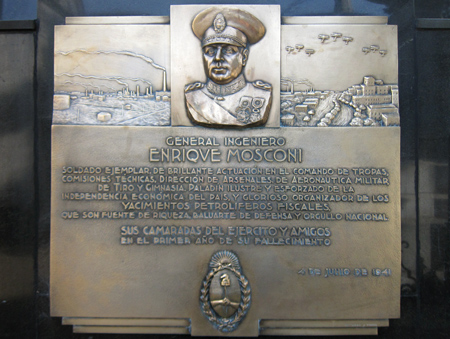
[185,7,272,127]
[200,251,251,332]
[51,126,400,336]
[50,6,400,337]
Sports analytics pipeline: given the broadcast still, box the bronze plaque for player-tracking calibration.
[51,5,400,336]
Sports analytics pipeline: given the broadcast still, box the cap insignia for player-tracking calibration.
[213,13,227,33]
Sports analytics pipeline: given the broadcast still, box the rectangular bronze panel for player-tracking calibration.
[170,5,281,127]
[73,326,190,334]
[62,317,190,327]
[282,16,388,25]
[65,16,170,25]
[260,319,389,328]
[51,7,400,336]
[53,24,170,126]
[51,125,400,336]
[260,328,379,336]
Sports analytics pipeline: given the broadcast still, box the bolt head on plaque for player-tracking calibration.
[185,7,272,127]
[200,251,251,332]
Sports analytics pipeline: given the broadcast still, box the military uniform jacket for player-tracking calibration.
[185,74,272,127]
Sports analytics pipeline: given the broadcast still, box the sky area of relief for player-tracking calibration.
[54,22,397,93]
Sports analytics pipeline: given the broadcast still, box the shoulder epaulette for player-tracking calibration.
[252,80,272,91]
[185,82,204,93]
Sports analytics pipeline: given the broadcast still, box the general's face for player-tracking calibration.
[202,44,248,85]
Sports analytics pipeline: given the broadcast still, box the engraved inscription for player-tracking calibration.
[118,225,332,247]
[297,267,392,278]
[58,144,393,229]
[59,165,391,221]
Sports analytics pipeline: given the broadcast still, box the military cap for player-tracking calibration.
[192,7,266,47]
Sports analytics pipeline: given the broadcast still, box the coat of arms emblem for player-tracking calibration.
[200,250,251,332]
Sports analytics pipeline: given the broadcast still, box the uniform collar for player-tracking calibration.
[206,74,246,96]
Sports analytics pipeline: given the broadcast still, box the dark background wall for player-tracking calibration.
[0,0,449,338]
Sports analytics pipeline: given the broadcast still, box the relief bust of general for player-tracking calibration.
[185,8,272,128]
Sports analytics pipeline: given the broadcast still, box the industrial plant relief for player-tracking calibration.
[53,25,170,126]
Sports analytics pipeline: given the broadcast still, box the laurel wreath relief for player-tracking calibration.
[200,264,251,332]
